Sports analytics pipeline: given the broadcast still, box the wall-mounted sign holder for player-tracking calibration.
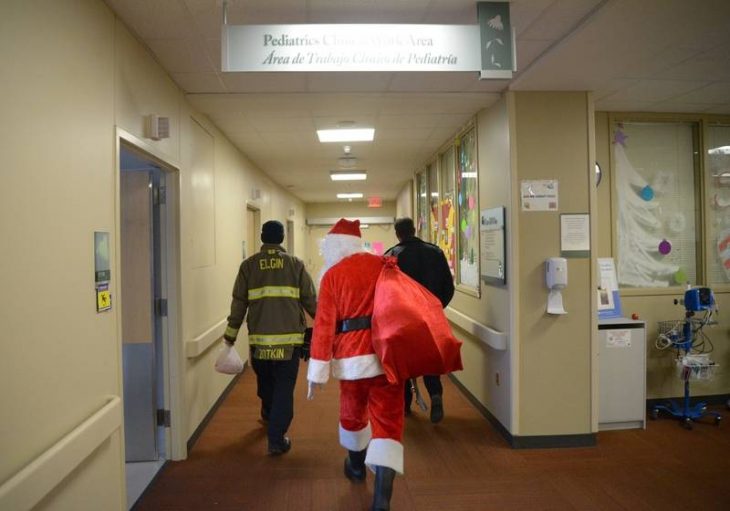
[94,231,112,312]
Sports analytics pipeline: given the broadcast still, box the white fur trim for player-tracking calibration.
[365,438,404,474]
[318,235,365,282]
[339,423,372,451]
[332,354,384,380]
[307,358,330,383]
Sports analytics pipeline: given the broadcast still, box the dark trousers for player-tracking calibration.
[404,375,442,408]
[250,349,300,445]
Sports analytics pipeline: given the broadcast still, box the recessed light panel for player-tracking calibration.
[330,171,367,181]
[317,128,375,143]
[336,193,363,199]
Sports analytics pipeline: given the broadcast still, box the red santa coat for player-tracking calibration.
[308,251,405,473]
[308,252,385,383]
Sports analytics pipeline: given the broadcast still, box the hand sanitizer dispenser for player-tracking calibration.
[546,257,567,315]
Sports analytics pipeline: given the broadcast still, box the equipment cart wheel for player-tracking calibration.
[651,409,659,420]
[682,417,693,430]
[715,416,722,426]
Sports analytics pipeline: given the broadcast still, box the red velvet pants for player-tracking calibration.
[339,375,405,473]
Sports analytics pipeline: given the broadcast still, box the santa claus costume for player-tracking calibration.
[307,218,402,511]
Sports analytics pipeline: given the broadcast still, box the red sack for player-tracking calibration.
[371,257,463,384]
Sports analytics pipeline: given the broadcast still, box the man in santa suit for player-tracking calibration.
[307,218,402,511]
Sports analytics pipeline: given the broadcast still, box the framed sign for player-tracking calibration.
[480,207,506,286]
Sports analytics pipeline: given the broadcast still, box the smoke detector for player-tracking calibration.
[337,145,357,168]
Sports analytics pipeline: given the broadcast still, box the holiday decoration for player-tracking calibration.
[658,239,672,255]
[614,133,679,287]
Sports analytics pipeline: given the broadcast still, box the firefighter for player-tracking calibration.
[224,220,317,455]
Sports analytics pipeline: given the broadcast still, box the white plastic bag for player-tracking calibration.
[214,343,244,374]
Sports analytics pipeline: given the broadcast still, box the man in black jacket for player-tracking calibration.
[385,217,455,423]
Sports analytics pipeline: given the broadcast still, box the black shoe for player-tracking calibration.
[344,449,367,482]
[268,437,291,456]
[430,395,444,424]
[371,465,396,511]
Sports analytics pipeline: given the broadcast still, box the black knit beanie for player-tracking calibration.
[261,220,284,244]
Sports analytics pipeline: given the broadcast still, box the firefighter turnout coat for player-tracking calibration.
[225,244,317,360]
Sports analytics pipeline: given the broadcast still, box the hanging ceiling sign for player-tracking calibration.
[222,3,514,77]
[223,24,482,72]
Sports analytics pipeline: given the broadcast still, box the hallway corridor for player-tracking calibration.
[133,365,730,511]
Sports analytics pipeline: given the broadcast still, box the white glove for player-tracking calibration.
[307,381,323,400]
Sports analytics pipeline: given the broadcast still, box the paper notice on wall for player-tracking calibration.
[521,180,558,211]
[606,329,631,348]
[597,258,618,291]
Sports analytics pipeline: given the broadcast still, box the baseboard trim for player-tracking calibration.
[187,365,246,453]
[448,374,597,449]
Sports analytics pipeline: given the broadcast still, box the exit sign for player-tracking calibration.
[368,197,382,208]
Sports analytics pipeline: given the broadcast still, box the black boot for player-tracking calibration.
[344,449,367,482]
[430,394,444,423]
[371,465,396,511]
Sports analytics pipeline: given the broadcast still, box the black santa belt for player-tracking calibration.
[336,316,372,334]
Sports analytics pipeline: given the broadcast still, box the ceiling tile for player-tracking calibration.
[146,38,216,73]
[107,0,196,39]
[604,79,710,103]
[674,82,730,105]
[105,0,730,202]
[307,72,393,92]
[221,73,309,92]
[174,72,226,93]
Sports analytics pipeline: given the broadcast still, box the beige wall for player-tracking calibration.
[0,2,123,510]
[395,181,413,219]
[512,92,595,436]
[0,1,307,509]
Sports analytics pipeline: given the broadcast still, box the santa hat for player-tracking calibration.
[320,218,364,277]
[328,218,361,238]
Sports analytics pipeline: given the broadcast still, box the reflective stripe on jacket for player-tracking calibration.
[225,244,317,349]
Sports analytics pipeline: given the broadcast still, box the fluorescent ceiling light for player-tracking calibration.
[708,146,730,155]
[318,128,375,143]
[461,172,477,178]
[337,193,363,199]
[330,171,367,181]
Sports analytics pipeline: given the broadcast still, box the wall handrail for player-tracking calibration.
[445,307,508,350]
[186,318,228,358]
[0,395,122,511]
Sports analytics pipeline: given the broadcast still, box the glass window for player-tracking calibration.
[707,124,730,285]
[415,170,429,241]
[613,121,699,288]
[439,147,456,273]
[456,127,480,291]
[428,162,439,244]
